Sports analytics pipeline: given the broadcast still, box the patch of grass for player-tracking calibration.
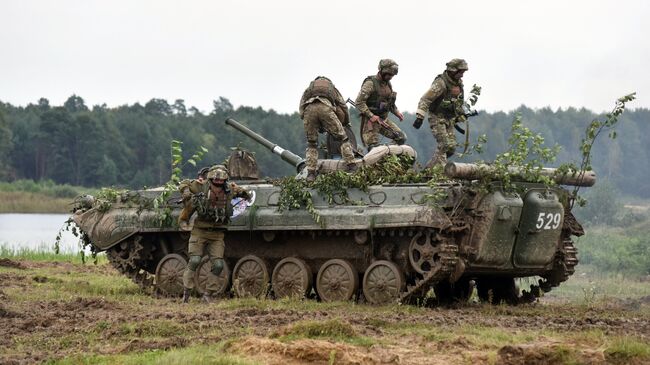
[272,319,374,347]
[0,243,105,264]
[50,343,260,365]
[547,344,581,365]
[605,337,650,364]
[565,329,607,347]
[3,264,143,303]
[365,318,389,328]
[381,322,455,343]
[57,276,142,297]
[216,295,428,317]
[117,320,188,338]
[0,179,99,212]
[0,191,73,213]
[12,331,97,355]
[548,264,650,303]
[458,326,538,348]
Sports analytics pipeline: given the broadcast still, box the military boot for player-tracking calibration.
[347,163,358,173]
[182,288,191,303]
[306,170,318,183]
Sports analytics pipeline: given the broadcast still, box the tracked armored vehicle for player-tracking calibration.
[72,118,594,305]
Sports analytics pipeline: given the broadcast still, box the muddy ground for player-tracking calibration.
[1,259,649,364]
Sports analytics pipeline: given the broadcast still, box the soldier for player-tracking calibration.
[178,165,251,303]
[178,166,210,224]
[412,58,469,167]
[299,76,357,182]
[355,59,406,151]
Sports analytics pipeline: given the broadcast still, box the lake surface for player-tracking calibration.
[0,213,83,253]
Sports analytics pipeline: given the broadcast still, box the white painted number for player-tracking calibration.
[535,212,561,230]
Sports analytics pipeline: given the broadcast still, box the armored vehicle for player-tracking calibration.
[72,118,594,305]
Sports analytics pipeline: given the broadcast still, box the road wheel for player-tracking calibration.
[232,255,269,298]
[155,253,187,296]
[272,257,312,299]
[316,259,359,302]
[362,260,405,305]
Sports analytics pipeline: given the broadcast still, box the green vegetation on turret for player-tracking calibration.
[274,154,448,224]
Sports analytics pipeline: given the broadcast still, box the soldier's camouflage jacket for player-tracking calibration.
[178,179,250,228]
[416,71,464,121]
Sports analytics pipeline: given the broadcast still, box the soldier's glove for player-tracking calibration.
[413,118,423,129]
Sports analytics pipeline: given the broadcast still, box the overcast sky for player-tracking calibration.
[1,0,646,114]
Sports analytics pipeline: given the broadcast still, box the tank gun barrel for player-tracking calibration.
[445,162,596,187]
[225,118,305,172]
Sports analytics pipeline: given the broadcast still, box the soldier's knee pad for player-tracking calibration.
[446,150,455,158]
[307,139,318,148]
[188,255,202,271]
[210,258,225,276]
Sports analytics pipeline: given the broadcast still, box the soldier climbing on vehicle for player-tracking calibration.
[299,76,357,182]
[355,59,406,151]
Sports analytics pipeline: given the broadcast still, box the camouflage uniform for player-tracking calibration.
[299,77,355,176]
[178,165,250,302]
[355,59,406,150]
[414,59,468,167]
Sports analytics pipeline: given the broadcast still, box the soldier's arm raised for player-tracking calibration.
[178,179,194,200]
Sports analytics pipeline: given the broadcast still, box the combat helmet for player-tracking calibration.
[446,58,468,72]
[378,59,399,75]
[207,165,229,180]
[197,166,210,178]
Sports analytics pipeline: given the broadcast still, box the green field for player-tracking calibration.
[1,247,648,365]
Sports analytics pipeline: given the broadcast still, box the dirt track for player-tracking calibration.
[1,259,649,364]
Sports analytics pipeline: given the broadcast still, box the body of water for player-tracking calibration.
[0,213,83,253]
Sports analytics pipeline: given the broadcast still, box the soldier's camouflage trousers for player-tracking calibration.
[360,115,406,150]
[303,102,354,172]
[182,227,225,292]
[426,115,457,168]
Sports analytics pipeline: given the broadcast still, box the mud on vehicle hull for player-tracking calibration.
[73,180,583,305]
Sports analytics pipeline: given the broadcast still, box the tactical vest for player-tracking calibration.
[429,74,464,119]
[364,76,396,119]
[192,182,233,225]
[305,77,337,105]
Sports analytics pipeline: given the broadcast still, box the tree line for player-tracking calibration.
[0,95,648,198]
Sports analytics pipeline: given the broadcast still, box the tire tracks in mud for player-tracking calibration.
[1,259,649,364]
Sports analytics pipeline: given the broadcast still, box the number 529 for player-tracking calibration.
[535,212,561,230]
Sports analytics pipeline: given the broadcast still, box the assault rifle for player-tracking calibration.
[453,103,479,135]
[345,98,401,140]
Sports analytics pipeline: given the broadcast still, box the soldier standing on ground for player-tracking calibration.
[355,59,406,151]
[412,58,469,167]
[178,165,251,303]
[299,76,357,182]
